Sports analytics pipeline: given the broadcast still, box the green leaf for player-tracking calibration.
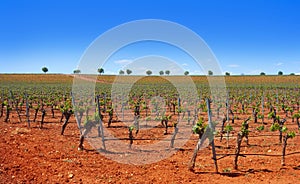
[3,100,8,106]
[224,124,233,132]
[281,126,287,133]
[270,123,280,131]
[267,111,275,119]
[129,125,134,131]
[258,114,264,119]
[256,125,264,131]
[293,113,300,118]
[287,131,296,139]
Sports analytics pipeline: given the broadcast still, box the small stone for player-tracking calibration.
[68,173,74,179]
[267,149,272,153]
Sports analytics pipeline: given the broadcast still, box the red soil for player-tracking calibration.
[1,111,300,184]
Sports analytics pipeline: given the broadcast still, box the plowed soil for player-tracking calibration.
[1,110,300,184]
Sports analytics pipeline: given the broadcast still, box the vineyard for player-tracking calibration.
[1,74,300,183]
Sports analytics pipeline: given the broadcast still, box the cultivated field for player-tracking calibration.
[1,74,300,183]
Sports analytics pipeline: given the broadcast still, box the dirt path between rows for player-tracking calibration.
[1,110,300,183]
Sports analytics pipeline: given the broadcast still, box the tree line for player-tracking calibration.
[41,66,296,76]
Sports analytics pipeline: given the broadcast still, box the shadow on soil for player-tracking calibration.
[219,172,243,177]
[242,168,272,174]
[194,168,272,178]
[108,125,128,128]
[293,165,300,170]
[82,148,130,155]
[193,171,243,177]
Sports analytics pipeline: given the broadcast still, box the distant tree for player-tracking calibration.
[278,71,283,75]
[146,70,152,76]
[225,72,230,76]
[126,69,132,75]
[290,73,295,75]
[159,70,164,75]
[119,70,125,75]
[98,68,104,75]
[208,70,213,76]
[165,70,170,75]
[42,67,48,74]
[184,71,189,76]
[73,69,81,74]
[260,72,266,76]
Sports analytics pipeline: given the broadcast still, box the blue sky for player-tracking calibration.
[0,0,300,75]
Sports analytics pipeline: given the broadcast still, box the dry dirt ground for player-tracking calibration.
[1,111,300,184]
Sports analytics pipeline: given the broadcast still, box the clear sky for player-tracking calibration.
[1,0,300,75]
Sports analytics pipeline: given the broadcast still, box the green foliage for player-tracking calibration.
[286,107,293,113]
[224,124,233,132]
[146,70,152,76]
[223,167,232,173]
[98,68,104,74]
[3,100,8,106]
[73,69,81,74]
[119,70,125,75]
[83,118,91,126]
[155,116,161,121]
[199,103,207,112]
[161,115,168,121]
[287,131,296,139]
[77,107,85,114]
[145,116,151,121]
[176,107,183,113]
[256,125,265,131]
[128,125,134,131]
[270,123,280,131]
[292,113,300,119]
[260,72,266,75]
[33,103,40,110]
[141,102,147,109]
[281,126,287,133]
[42,66,48,74]
[258,114,264,119]
[126,69,132,75]
[267,111,275,119]
[2,74,300,155]
[192,117,207,135]
[93,112,101,121]
[107,108,113,115]
[60,99,73,113]
[241,120,249,135]
[253,107,259,113]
